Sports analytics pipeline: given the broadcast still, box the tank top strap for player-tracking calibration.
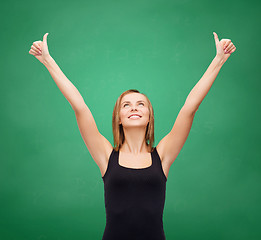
[102,148,116,181]
[152,147,167,182]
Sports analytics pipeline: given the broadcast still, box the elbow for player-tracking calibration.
[73,103,88,114]
[182,103,199,116]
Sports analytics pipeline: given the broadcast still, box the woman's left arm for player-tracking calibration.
[156,33,236,168]
[184,32,236,113]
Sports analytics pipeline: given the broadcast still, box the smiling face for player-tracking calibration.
[119,92,150,128]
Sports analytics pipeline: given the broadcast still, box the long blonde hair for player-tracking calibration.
[112,89,155,152]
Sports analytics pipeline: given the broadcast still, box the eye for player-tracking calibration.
[123,102,144,107]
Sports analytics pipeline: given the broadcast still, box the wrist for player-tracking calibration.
[43,56,54,66]
[214,55,225,66]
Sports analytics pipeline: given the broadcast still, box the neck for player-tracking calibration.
[121,127,149,154]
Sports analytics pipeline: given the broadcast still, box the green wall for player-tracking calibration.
[1,0,260,239]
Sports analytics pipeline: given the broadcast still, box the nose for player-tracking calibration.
[131,106,138,112]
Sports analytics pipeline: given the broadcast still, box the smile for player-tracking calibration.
[129,115,142,119]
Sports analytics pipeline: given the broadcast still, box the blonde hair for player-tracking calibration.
[112,89,155,152]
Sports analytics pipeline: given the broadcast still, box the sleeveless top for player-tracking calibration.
[101,147,167,240]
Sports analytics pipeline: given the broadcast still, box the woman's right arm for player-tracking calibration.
[45,55,113,174]
[29,33,85,112]
[43,56,85,112]
[29,33,113,176]
[44,55,113,172]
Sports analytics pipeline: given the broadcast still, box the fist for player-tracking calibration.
[29,33,51,64]
[220,39,236,54]
[213,32,236,63]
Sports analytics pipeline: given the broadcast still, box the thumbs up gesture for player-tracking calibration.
[29,33,51,64]
[213,32,236,64]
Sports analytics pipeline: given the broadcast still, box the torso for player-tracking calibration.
[101,146,168,239]
[100,146,170,179]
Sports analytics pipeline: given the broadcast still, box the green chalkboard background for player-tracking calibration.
[1,0,260,239]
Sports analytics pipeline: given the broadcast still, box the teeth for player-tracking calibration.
[129,115,141,119]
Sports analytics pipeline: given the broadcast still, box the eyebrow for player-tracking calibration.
[121,100,145,105]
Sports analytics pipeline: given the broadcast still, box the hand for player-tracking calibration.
[213,32,236,63]
[29,33,51,64]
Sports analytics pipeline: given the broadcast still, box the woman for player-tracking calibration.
[29,32,236,240]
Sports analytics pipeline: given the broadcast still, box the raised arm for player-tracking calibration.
[43,56,86,112]
[157,32,236,169]
[29,33,113,176]
[182,32,236,112]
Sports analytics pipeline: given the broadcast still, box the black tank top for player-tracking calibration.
[102,147,167,240]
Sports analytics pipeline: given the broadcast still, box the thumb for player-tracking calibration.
[213,32,219,45]
[42,33,50,54]
[43,33,49,43]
